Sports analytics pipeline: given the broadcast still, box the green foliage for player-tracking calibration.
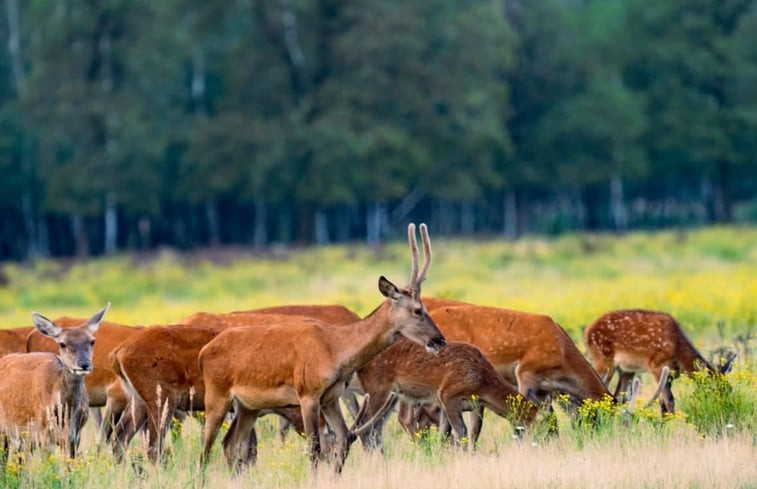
[679,370,757,436]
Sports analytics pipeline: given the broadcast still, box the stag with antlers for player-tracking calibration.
[199,223,446,473]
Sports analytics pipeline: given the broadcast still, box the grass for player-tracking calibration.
[0,225,756,488]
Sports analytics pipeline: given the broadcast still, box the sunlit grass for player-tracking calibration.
[0,226,755,487]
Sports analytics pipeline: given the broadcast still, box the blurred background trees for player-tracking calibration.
[0,0,755,259]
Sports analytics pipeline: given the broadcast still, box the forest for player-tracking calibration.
[0,0,756,259]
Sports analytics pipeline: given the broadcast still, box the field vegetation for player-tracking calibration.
[0,226,755,488]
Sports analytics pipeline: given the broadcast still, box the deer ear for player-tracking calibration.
[378,276,402,300]
[32,312,62,339]
[87,302,110,333]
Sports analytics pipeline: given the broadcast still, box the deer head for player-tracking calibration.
[378,223,446,353]
[31,303,110,376]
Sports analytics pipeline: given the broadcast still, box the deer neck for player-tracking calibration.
[60,365,87,424]
[677,340,714,374]
[332,301,401,373]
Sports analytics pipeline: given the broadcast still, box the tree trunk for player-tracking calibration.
[314,209,329,245]
[609,173,628,233]
[205,199,220,246]
[461,200,475,236]
[71,214,89,258]
[104,192,118,254]
[366,202,386,245]
[503,190,518,240]
[253,197,267,249]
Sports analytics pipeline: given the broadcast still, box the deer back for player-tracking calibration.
[0,327,33,357]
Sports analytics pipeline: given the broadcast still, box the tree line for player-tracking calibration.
[1,0,756,260]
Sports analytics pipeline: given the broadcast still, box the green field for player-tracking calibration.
[0,226,755,488]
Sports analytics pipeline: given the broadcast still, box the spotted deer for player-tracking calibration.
[0,305,109,458]
[354,337,538,451]
[585,309,736,413]
[198,223,446,473]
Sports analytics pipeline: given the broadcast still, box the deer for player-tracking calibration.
[386,301,672,443]
[198,223,447,473]
[26,317,142,442]
[109,307,364,463]
[353,337,538,452]
[0,326,34,357]
[585,309,737,414]
[0,305,109,459]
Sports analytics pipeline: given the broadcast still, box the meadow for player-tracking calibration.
[0,226,755,488]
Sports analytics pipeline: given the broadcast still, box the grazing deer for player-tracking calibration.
[354,338,538,452]
[0,327,34,357]
[0,305,109,458]
[109,307,363,462]
[585,309,737,414]
[199,223,446,472]
[26,317,142,441]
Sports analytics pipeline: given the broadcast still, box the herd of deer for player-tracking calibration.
[0,224,737,474]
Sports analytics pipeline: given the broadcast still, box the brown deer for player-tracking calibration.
[585,309,737,414]
[0,305,109,458]
[0,327,34,357]
[199,223,446,472]
[26,317,141,441]
[109,307,363,462]
[354,338,538,452]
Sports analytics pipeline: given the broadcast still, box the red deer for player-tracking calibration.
[354,338,538,451]
[585,309,736,413]
[0,327,33,357]
[0,305,109,458]
[199,223,446,472]
[109,306,362,462]
[26,317,141,440]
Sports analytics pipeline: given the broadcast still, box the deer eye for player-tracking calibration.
[90,340,96,346]
[413,307,423,317]
[58,342,66,349]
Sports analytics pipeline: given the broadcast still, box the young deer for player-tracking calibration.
[199,223,446,473]
[354,338,538,452]
[585,309,737,413]
[0,305,109,458]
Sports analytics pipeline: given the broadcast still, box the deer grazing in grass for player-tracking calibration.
[0,305,109,459]
[108,306,363,462]
[26,317,142,442]
[585,309,737,414]
[354,337,538,452]
[386,300,673,443]
[198,223,447,473]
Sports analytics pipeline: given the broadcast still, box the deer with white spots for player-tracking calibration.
[0,305,109,458]
[585,309,736,414]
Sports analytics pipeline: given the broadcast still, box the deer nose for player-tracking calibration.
[78,362,92,371]
[425,336,447,354]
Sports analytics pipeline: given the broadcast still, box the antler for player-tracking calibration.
[407,223,420,289]
[643,366,671,409]
[349,392,398,437]
[416,223,432,287]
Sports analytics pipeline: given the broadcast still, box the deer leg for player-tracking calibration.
[321,400,352,473]
[613,371,635,402]
[357,389,395,453]
[112,396,147,461]
[440,397,469,449]
[89,407,103,429]
[200,392,232,466]
[144,394,176,464]
[222,402,260,473]
[468,403,484,449]
[278,416,292,443]
[300,397,322,471]
[652,366,676,415]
